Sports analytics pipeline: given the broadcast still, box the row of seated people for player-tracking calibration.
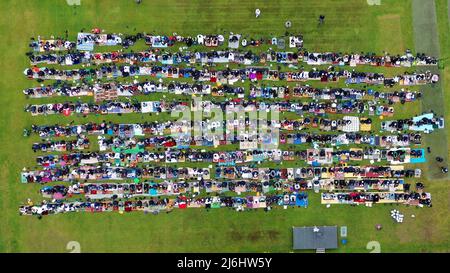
[40,178,410,199]
[23,81,244,98]
[21,166,211,184]
[34,147,424,168]
[23,65,439,85]
[28,49,437,67]
[29,116,362,140]
[214,166,418,180]
[29,33,302,52]
[24,99,389,116]
[249,85,420,102]
[321,191,431,207]
[21,164,419,184]
[19,192,309,216]
[40,180,312,198]
[382,113,444,132]
[29,130,421,155]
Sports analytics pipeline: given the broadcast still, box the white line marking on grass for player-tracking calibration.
[66,241,81,253]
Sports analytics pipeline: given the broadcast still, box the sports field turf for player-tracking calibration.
[0,0,449,253]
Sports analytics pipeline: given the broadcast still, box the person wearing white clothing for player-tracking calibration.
[255,9,261,18]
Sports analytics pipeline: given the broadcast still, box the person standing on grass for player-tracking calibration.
[255,9,261,18]
[319,15,325,25]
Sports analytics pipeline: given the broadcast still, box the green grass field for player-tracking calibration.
[0,0,449,253]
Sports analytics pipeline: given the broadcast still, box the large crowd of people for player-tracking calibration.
[21,164,418,184]
[23,80,421,104]
[33,147,424,168]
[28,131,422,154]
[25,99,395,117]
[19,192,310,216]
[19,30,444,216]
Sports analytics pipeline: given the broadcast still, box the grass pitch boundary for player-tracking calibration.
[412,0,449,180]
